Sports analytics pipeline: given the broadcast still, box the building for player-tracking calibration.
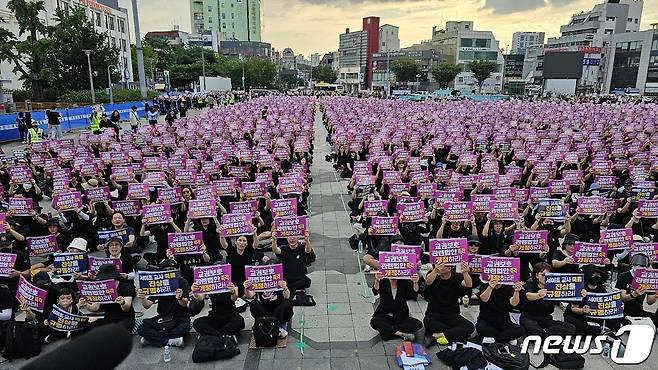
[187,30,223,51]
[546,0,643,92]
[219,40,271,59]
[0,0,134,90]
[511,32,545,54]
[189,0,261,42]
[379,24,400,52]
[144,29,190,46]
[320,52,340,71]
[522,44,545,84]
[338,28,369,93]
[281,48,296,70]
[310,53,321,67]
[371,50,446,93]
[362,17,381,89]
[601,28,658,95]
[504,54,525,80]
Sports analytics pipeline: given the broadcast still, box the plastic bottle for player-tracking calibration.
[163,345,172,363]
[602,342,611,358]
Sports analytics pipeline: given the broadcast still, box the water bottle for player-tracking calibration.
[163,345,172,363]
[602,342,611,358]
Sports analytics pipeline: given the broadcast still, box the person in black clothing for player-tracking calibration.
[245,278,294,339]
[436,219,472,239]
[272,230,313,292]
[564,267,622,334]
[476,278,525,343]
[0,232,30,300]
[192,281,245,340]
[370,271,422,341]
[16,112,27,143]
[423,261,474,346]
[616,253,658,326]
[104,237,137,278]
[140,219,182,264]
[185,217,222,262]
[109,110,121,140]
[165,109,177,126]
[22,287,83,343]
[80,264,136,332]
[220,232,260,297]
[482,219,513,256]
[137,259,191,347]
[521,262,575,339]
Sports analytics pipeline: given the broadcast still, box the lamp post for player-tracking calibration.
[240,55,246,91]
[131,0,147,98]
[202,46,207,91]
[107,65,116,104]
[82,50,96,104]
[416,73,421,93]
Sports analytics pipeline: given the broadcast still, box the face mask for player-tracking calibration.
[591,190,600,196]
[589,275,602,286]
[543,224,554,231]
[22,183,32,190]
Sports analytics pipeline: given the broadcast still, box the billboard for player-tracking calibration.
[543,52,585,79]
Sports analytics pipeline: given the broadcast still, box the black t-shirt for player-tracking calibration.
[175,254,205,284]
[195,225,220,259]
[442,226,471,239]
[425,272,465,315]
[522,280,555,318]
[277,242,309,278]
[150,225,176,259]
[616,271,645,316]
[484,231,512,256]
[100,281,135,322]
[47,111,61,125]
[208,292,236,316]
[225,240,254,283]
[0,248,31,293]
[477,284,517,324]
[552,249,580,274]
[150,278,190,318]
[0,286,14,319]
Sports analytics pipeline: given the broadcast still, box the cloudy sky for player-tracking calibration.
[119,0,658,56]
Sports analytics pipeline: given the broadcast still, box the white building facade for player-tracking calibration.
[601,29,658,95]
[338,29,368,93]
[0,0,134,90]
[379,24,400,52]
[511,32,545,54]
[189,0,261,42]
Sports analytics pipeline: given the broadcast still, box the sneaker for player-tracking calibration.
[167,337,184,348]
[278,327,288,339]
[482,337,496,344]
[436,337,449,346]
[509,339,518,346]
[140,337,150,346]
[44,334,54,344]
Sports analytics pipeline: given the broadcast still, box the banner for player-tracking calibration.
[77,279,119,304]
[242,182,268,199]
[215,179,238,197]
[220,213,255,237]
[537,198,566,220]
[187,199,217,219]
[397,201,425,223]
[599,228,633,250]
[544,273,585,302]
[585,291,624,319]
[97,228,130,246]
[428,238,467,265]
[480,257,520,285]
[637,200,658,218]
[138,270,180,297]
[52,253,88,276]
[192,264,232,295]
[363,200,388,217]
[168,232,204,255]
[112,166,135,182]
[572,242,609,266]
[631,268,658,292]
[52,191,83,212]
[111,200,142,217]
[369,216,399,235]
[488,200,519,221]
[270,198,297,218]
[472,194,494,213]
[0,253,17,277]
[378,252,417,279]
[631,243,658,262]
[576,196,606,215]
[444,201,473,222]
[245,264,284,292]
[8,197,33,216]
[142,204,171,225]
[273,216,307,238]
[16,276,47,312]
[88,256,122,274]
[48,306,89,332]
[27,235,58,256]
[513,230,548,253]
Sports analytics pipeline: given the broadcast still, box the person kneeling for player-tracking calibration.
[370,272,422,341]
[476,278,525,344]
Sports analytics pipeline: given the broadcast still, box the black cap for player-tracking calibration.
[46,218,60,227]
[467,235,482,246]
[32,271,52,287]
[563,234,579,245]
[630,253,650,268]
[0,234,12,247]
[95,264,122,281]
[158,259,178,270]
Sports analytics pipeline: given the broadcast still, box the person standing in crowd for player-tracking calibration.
[89,107,102,134]
[109,110,121,140]
[370,271,422,341]
[47,107,62,141]
[129,106,140,131]
[147,106,159,125]
[27,122,45,144]
[476,277,525,344]
[165,109,177,127]
[16,112,27,143]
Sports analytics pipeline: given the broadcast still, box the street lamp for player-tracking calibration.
[83,50,96,104]
[107,65,116,104]
[416,73,421,93]
[240,55,246,91]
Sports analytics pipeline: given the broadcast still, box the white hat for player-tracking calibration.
[68,238,88,252]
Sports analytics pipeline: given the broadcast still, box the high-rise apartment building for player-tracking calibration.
[511,32,545,54]
[189,0,261,42]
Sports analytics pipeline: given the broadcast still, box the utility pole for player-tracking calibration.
[107,65,115,104]
[131,0,147,98]
[83,50,96,104]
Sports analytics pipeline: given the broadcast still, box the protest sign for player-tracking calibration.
[378,252,417,279]
[363,200,388,217]
[111,200,142,217]
[480,257,520,285]
[88,256,122,274]
[157,187,183,205]
[52,191,83,212]
[127,183,150,199]
[273,216,307,238]
[572,242,609,266]
[27,235,58,256]
[472,195,494,213]
[488,200,519,221]
[537,198,566,220]
[142,204,172,225]
[77,279,119,304]
[242,182,268,199]
[417,183,437,199]
[428,238,467,265]
[192,264,232,294]
[0,253,16,277]
[138,270,180,297]
[168,232,204,255]
[631,182,655,201]
[444,202,473,222]
[270,198,297,218]
[631,243,658,262]
[529,187,550,203]
[637,200,658,218]
[631,268,658,292]
[548,180,570,195]
[597,176,616,190]
[391,244,423,259]
[97,228,130,246]
[16,276,47,312]
[512,230,548,253]
[585,291,624,319]
[85,187,110,203]
[397,201,425,223]
[576,196,606,215]
[8,197,33,216]
[467,254,484,274]
[215,179,238,197]
[48,306,89,332]
[9,166,33,184]
[229,200,259,218]
[0,213,4,234]
[544,273,585,302]
[245,264,284,292]
[277,176,304,195]
[52,253,88,276]
[187,199,217,219]
[599,228,633,250]
[112,166,135,182]
[369,216,399,235]
[220,213,255,237]
[389,182,411,196]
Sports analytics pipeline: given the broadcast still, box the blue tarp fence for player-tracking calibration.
[0,101,146,142]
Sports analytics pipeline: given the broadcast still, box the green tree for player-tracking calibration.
[431,63,462,89]
[312,65,337,83]
[469,60,498,93]
[243,58,277,89]
[390,58,420,83]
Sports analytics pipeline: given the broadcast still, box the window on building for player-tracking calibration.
[628,18,633,22]
[122,39,127,51]
[606,17,616,21]
[118,19,125,33]
[222,13,226,19]
[111,37,116,47]
[460,38,473,47]
[108,16,115,30]
[231,13,234,19]
[95,12,101,26]
[475,39,491,48]
[652,39,658,51]
[123,57,128,69]
[208,6,212,11]
[635,19,639,24]
[605,29,613,35]
[208,18,212,23]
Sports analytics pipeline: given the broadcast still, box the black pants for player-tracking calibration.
[193,313,245,336]
[564,314,623,335]
[88,317,135,333]
[476,319,525,343]
[18,125,27,141]
[287,275,311,292]
[137,317,191,347]
[370,314,422,341]
[424,313,474,342]
[249,299,294,327]
[520,315,575,339]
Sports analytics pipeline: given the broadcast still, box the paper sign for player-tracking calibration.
[585,291,624,319]
[111,200,142,217]
[637,200,658,218]
[599,228,633,250]
[245,264,284,292]
[270,198,297,218]
[157,187,183,205]
[576,196,606,215]
[27,235,58,256]
[631,268,658,292]
[48,306,89,332]
[480,257,520,285]
[468,254,485,274]
[513,230,548,253]
[488,200,519,221]
[52,253,88,276]
[192,264,232,294]
[127,183,150,199]
[8,197,33,216]
[369,216,399,235]
[97,228,130,246]
[77,279,119,304]
[52,191,83,211]
[229,200,259,218]
[378,252,417,279]
[242,182,268,199]
[88,256,122,274]
[138,270,180,297]
[273,216,307,238]
[544,273,585,302]
[85,187,110,203]
[220,213,255,237]
[428,238,467,265]
[142,204,171,225]
[397,201,425,223]
[363,200,388,217]
[631,243,658,262]
[168,232,204,255]
[391,244,423,258]
[0,253,17,277]
[16,276,47,312]
[537,198,566,220]
[572,242,608,266]
[187,199,217,219]
[444,202,473,222]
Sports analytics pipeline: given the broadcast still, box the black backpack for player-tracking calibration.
[534,352,585,369]
[252,317,278,348]
[482,343,529,370]
[290,291,316,307]
[192,335,240,363]
[1,321,42,361]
